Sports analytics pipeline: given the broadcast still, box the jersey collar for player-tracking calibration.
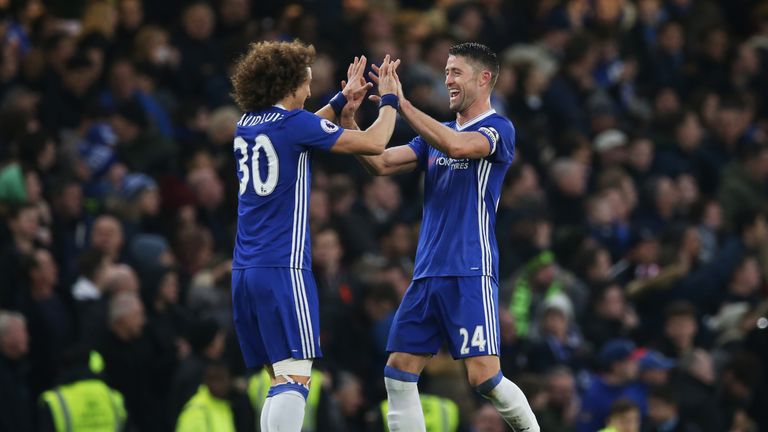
[455,109,496,131]
[273,104,287,110]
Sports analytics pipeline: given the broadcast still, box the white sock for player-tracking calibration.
[266,383,307,431]
[384,366,426,432]
[476,372,540,432]
[260,396,272,432]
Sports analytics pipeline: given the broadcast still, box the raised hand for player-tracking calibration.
[341,55,373,105]
[368,55,403,104]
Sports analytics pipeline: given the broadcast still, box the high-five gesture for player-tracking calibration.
[367,58,404,105]
[341,55,373,109]
[374,55,401,98]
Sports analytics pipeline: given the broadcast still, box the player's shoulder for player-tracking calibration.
[284,109,341,135]
[479,112,515,134]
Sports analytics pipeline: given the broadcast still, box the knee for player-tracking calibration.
[386,352,428,375]
[465,357,501,388]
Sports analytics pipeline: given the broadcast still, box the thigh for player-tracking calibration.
[434,276,500,359]
[232,268,322,369]
[386,279,443,356]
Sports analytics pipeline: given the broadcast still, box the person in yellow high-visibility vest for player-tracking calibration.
[598,399,640,432]
[176,362,239,432]
[380,394,460,432]
[248,368,325,432]
[38,349,127,432]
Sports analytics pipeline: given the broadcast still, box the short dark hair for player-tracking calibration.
[231,40,315,112]
[609,398,639,417]
[448,42,499,87]
[665,301,697,321]
[649,385,678,406]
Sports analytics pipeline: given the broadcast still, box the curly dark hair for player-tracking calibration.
[230,40,316,112]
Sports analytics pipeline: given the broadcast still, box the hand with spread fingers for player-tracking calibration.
[368,56,404,105]
[340,55,373,117]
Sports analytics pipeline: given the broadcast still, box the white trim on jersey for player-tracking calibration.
[455,109,496,131]
[289,151,315,358]
[477,159,498,355]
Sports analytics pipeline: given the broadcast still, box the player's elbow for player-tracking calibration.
[445,145,470,159]
[358,144,385,156]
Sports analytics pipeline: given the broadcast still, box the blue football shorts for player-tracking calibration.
[232,267,322,368]
[386,276,500,359]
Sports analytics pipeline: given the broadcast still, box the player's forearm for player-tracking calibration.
[315,105,336,122]
[361,106,397,153]
[355,154,383,175]
[340,113,359,130]
[399,99,460,157]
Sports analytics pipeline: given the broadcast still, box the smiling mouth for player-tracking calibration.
[449,89,460,99]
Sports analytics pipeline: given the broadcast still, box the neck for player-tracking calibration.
[276,97,296,111]
[456,96,492,126]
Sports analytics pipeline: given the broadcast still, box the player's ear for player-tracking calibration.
[480,70,492,87]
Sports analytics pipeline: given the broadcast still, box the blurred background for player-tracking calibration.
[0,0,767,431]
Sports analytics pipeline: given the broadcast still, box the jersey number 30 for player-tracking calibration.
[235,135,279,196]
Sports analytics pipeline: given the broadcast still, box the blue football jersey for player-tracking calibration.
[232,106,343,270]
[408,109,515,281]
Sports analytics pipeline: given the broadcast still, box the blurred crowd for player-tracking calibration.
[1,0,768,431]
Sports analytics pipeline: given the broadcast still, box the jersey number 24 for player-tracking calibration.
[235,134,279,196]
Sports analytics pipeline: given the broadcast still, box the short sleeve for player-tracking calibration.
[285,110,344,151]
[407,135,429,171]
[478,118,515,164]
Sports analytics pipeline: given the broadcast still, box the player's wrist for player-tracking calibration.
[329,91,347,117]
[379,93,399,110]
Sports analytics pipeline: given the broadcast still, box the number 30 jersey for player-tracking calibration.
[232,106,343,270]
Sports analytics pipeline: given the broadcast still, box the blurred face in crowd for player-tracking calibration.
[365,177,401,212]
[665,313,697,351]
[106,264,140,295]
[0,316,28,360]
[609,409,640,432]
[715,106,747,145]
[10,207,39,240]
[648,396,676,424]
[91,216,124,260]
[118,0,143,30]
[598,285,626,320]
[730,257,761,297]
[547,371,575,408]
[183,3,215,40]
[110,60,137,101]
[312,229,343,271]
[219,0,250,27]
[472,403,506,432]
[587,249,612,281]
[118,296,146,339]
[158,271,179,305]
[613,357,639,383]
[335,374,364,417]
[189,168,224,210]
[654,177,678,217]
[382,223,413,258]
[554,161,587,197]
[205,365,231,399]
[63,66,95,97]
[641,367,669,388]
[30,249,58,291]
[24,171,42,203]
[676,112,702,152]
[137,187,161,216]
[542,308,568,340]
[659,22,684,54]
[309,189,330,227]
[445,55,492,114]
[628,138,653,173]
